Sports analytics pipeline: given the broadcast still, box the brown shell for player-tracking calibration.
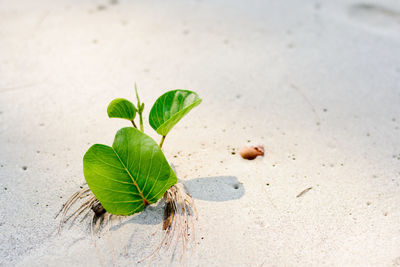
[240,146,264,160]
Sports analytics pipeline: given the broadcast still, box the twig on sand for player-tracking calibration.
[290,84,321,129]
[296,187,313,198]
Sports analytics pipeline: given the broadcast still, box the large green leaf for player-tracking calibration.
[83,127,177,215]
[107,98,137,121]
[149,90,202,136]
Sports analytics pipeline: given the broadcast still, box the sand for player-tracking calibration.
[0,0,399,266]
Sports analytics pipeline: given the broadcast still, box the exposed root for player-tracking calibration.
[56,184,105,233]
[58,182,197,265]
[57,185,107,266]
[91,213,105,267]
[138,182,197,264]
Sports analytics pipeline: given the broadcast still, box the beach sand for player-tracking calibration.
[0,0,399,266]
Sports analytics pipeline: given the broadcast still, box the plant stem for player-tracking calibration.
[139,115,144,132]
[135,83,144,132]
[131,120,137,128]
[159,136,166,148]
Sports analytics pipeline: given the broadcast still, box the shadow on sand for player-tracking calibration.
[111,175,244,228]
[183,175,244,202]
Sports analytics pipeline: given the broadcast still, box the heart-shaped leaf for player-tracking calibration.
[107,98,137,121]
[83,127,177,215]
[149,90,202,136]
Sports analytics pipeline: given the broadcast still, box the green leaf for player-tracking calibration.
[149,90,202,136]
[107,98,137,121]
[83,127,177,215]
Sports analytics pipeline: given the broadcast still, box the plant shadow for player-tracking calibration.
[183,175,245,202]
[112,175,244,228]
[110,200,165,229]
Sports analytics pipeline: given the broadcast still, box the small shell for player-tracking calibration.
[240,146,264,160]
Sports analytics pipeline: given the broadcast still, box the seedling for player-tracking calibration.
[57,85,202,263]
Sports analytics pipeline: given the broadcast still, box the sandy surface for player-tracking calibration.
[1,0,400,266]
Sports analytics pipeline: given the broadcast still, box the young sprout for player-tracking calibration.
[59,85,202,264]
[135,83,145,132]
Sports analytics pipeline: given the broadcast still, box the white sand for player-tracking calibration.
[1,0,399,266]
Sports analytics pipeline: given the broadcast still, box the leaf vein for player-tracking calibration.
[91,170,135,186]
[90,184,141,196]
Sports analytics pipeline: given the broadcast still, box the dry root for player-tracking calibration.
[57,182,197,264]
[138,182,197,263]
[56,184,113,266]
[56,184,107,234]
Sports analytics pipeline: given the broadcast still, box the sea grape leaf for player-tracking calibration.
[107,98,137,121]
[149,90,202,136]
[83,127,177,215]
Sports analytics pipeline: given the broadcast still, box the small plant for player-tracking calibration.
[58,84,202,263]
